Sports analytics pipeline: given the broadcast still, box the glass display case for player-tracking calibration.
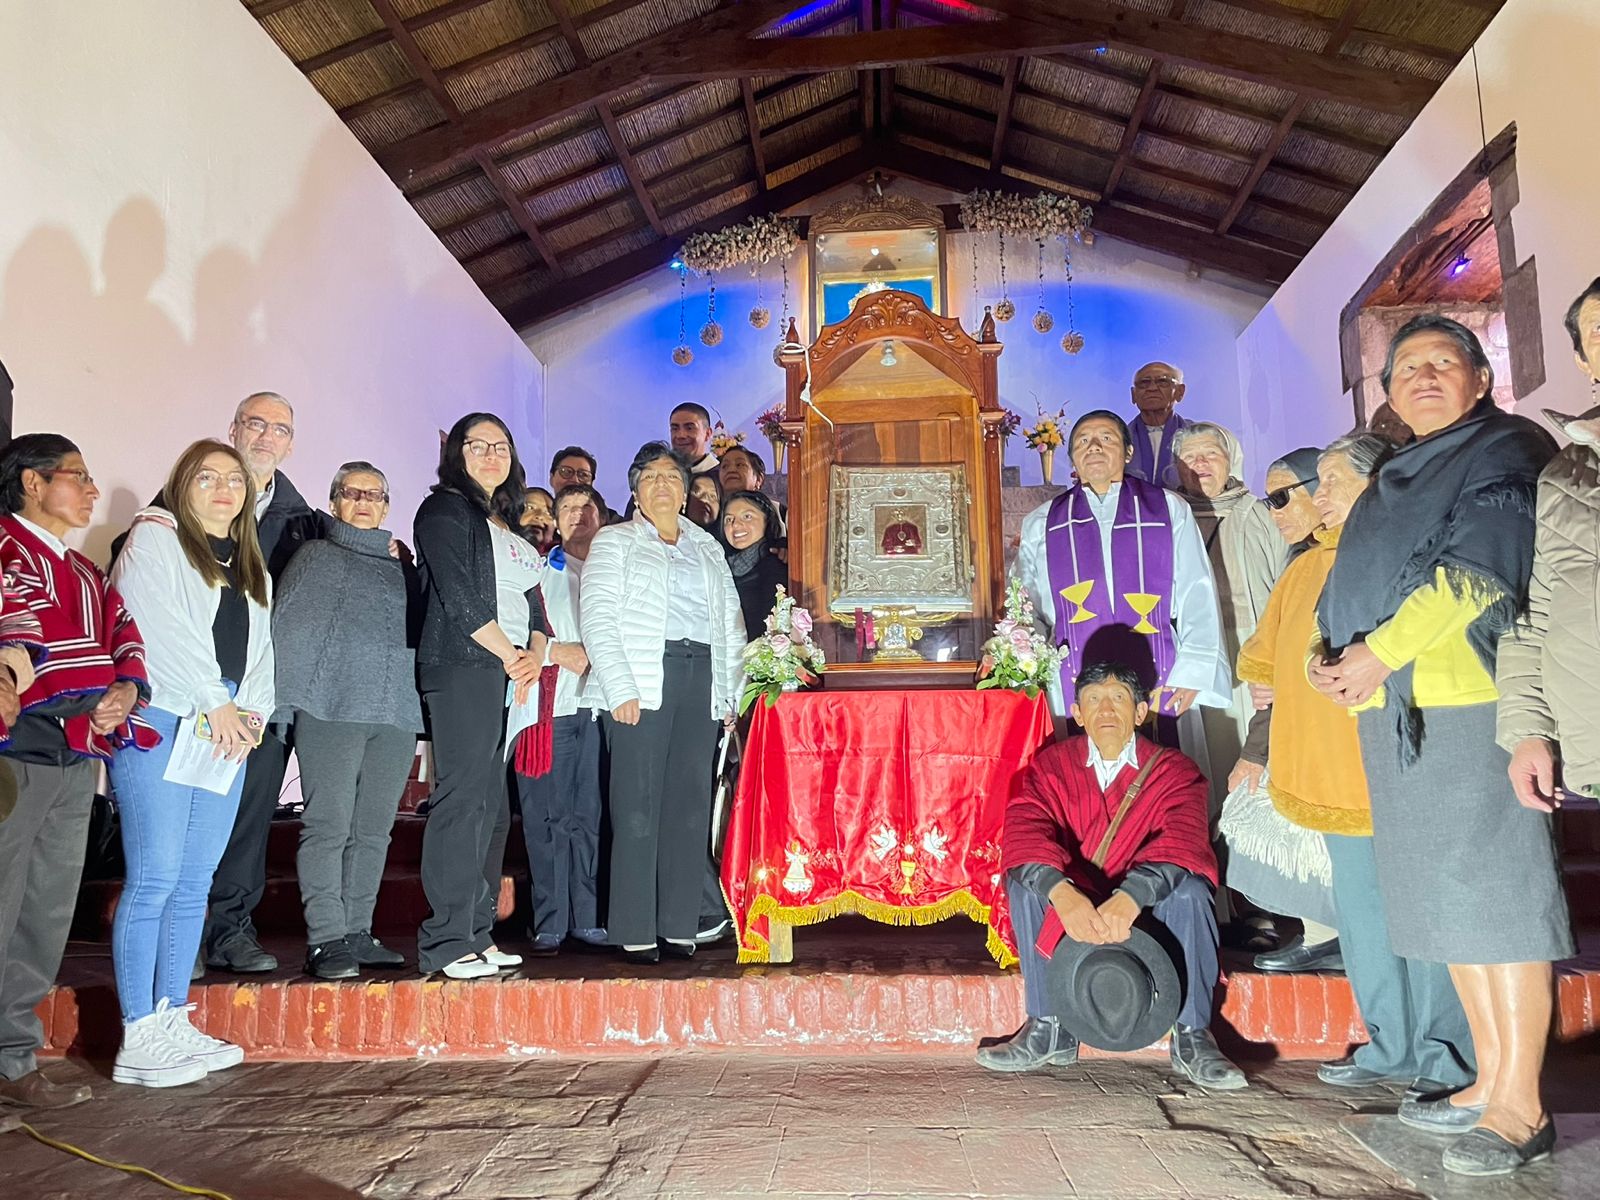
[776,288,1007,689]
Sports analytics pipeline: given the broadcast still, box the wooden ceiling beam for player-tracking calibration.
[1214,0,1369,236]
[1199,0,1459,66]
[1101,0,1186,201]
[368,0,560,270]
[975,0,1431,114]
[501,142,881,330]
[877,138,1297,283]
[283,0,639,77]
[742,79,769,191]
[1044,56,1389,157]
[433,81,849,239]
[989,58,1020,170]
[376,0,803,182]
[377,0,1427,182]
[546,0,665,236]
[300,31,389,75]
[935,62,1350,189]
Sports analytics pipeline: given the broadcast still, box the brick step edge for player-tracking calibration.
[36,964,1600,1062]
[74,875,518,942]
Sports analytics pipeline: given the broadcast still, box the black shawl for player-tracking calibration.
[1317,400,1556,766]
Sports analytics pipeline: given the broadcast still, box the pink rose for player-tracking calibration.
[791,607,814,636]
[768,633,793,656]
[1008,627,1033,653]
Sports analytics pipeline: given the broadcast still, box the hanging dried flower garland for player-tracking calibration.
[959,189,1093,351]
[669,214,800,364]
[700,275,724,346]
[672,267,694,367]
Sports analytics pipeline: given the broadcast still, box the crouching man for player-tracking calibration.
[978,661,1245,1089]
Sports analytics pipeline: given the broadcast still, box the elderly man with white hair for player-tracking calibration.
[1127,361,1190,488]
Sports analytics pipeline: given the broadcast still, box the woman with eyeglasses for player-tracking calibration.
[581,442,745,962]
[1315,315,1570,1176]
[413,414,547,980]
[270,462,423,980]
[108,440,275,1087]
[1243,434,1475,1101]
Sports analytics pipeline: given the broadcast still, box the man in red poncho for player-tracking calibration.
[979,661,1244,1088]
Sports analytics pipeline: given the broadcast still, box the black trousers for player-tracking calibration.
[416,664,507,973]
[1009,873,1221,1031]
[602,643,718,947]
[204,731,290,948]
[516,713,602,938]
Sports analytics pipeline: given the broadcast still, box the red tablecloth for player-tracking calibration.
[722,688,1054,966]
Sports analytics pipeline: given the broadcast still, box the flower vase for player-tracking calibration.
[767,435,787,473]
[1038,447,1055,483]
[780,679,801,693]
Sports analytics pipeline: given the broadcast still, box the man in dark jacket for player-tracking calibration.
[112,393,324,974]
[204,393,325,971]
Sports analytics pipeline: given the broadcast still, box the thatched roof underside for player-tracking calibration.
[244,0,1505,330]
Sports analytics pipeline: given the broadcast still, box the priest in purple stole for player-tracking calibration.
[1015,410,1231,734]
[1126,361,1190,488]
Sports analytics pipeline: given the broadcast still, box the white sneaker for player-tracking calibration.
[160,1001,245,1072]
[441,954,499,980]
[482,946,522,968]
[112,1002,207,1088]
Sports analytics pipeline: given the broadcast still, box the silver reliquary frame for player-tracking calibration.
[826,464,973,616]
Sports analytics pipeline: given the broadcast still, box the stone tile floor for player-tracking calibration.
[4,1050,1598,1199]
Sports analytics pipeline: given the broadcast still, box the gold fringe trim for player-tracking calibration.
[736,888,1018,969]
[1267,779,1373,838]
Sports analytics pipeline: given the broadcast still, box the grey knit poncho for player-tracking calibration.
[271,520,424,732]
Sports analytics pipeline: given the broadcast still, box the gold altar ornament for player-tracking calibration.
[872,605,926,662]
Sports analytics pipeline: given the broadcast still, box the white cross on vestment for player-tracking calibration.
[1049,492,1102,589]
[1111,496,1165,594]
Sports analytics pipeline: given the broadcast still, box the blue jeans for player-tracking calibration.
[110,693,244,1023]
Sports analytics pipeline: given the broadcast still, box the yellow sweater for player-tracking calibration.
[1356,566,1500,710]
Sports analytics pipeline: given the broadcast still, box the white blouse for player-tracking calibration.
[488,520,543,648]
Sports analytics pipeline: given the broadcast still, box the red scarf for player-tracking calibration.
[0,516,160,758]
[512,583,559,778]
[1003,734,1216,901]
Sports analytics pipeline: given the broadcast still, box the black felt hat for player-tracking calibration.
[1037,927,1182,1052]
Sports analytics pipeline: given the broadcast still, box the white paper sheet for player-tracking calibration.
[161,716,246,796]
[503,678,540,762]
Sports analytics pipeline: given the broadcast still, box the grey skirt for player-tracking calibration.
[1357,703,1573,965]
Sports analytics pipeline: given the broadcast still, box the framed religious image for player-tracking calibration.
[826,464,972,615]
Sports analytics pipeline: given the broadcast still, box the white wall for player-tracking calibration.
[0,0,543,561]
[1236,0,1600,457]
[527,191,1270,503]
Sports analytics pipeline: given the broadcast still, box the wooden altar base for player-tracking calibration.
[37,920,1600,1064]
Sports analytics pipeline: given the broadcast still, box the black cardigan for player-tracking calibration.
[414,488,545,668]
[730,548,787,640]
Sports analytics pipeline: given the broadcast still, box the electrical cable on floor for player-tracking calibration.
[14,1120,237,1199]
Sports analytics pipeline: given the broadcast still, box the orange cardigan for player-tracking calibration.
[1236,526,1372,836]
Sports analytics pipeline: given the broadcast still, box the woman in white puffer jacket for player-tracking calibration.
[581,442,745,963]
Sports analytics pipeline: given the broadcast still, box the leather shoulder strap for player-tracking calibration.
[1088,747,1165,869]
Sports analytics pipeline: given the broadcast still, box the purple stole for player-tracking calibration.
[1128,412,1187,488]
[1043,477,1181,716]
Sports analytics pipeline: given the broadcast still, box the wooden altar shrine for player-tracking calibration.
[774,287,1008,689]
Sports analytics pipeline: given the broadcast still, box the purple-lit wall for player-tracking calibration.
[526,230,1271,503]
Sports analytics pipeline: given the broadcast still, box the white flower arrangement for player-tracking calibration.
[679,215,801,275]
[740,585,826,713]
[977,579,1063,698]
[958,189,1093,240]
